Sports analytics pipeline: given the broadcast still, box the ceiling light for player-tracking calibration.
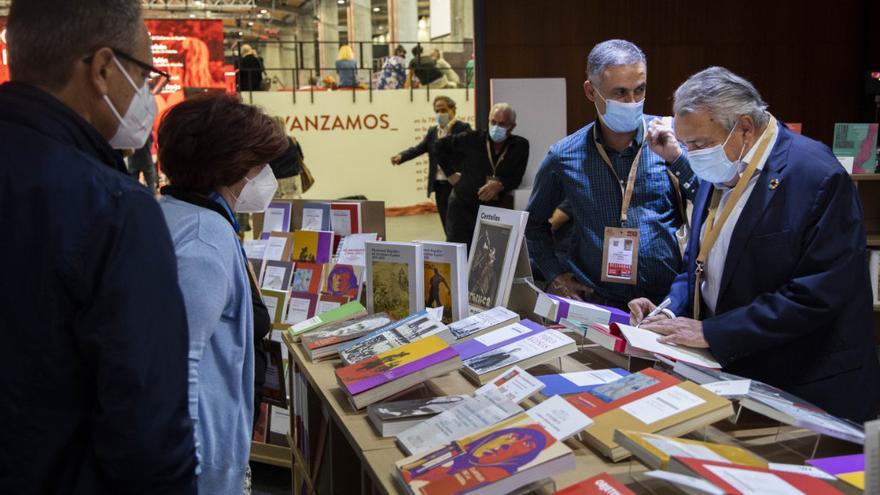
[260,8,268,14]
[248,21,254,26]
[373,6,380,11]
[337,0,345,4]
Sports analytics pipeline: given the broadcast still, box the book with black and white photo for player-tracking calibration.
[337,310,451,365]
[300,312,394,361]
[461,329,577,385]
[365,241,425,320]
[467,206,529,315]
[367,395,469,437]
[416,240,468,324]
[448,305,520,341]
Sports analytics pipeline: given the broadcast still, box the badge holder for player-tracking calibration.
[601,226,640,285]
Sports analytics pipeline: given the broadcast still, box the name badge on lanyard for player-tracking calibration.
[594,120,645,286]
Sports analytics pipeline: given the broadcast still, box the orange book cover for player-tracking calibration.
[566,367,680,417]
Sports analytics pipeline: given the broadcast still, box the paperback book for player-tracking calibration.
[461,330,577,385]
[323,263,364,301]
[833,122,878,173]
[338,311,451,365]
[448,306,520,341]
[284,291,319,325]
[366,241,425,320]
[292,230,334,263]
[667,457,844,495]
[535,368,629,398]
[330,202,362,235]
[291,262,325,293]
[534,292,628,326]
[261,260,295,291]
[551,473,635,495]
[264,200,292,234]
[451,320,547,361]
[614,430,766,470]
[337,233,379,266]
[261,288,288,324]
[367,395,469,437]
[418,240,468,324]
[467,206,529,314]
[287,300,367,339]
[301,312,393,361]
[301,201,331,231]
[316,294,349,314]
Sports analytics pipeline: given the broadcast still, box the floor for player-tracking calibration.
[251,212,443,494]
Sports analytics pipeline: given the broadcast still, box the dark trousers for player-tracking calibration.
[446,189,479,249]
[434,180,453,237]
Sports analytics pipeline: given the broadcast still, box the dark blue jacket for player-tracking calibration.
[0,82,197,494]
[398,120,471,195]
[667,122,880,422]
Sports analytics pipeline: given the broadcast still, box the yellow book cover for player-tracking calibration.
[615,430,766,470]
[335,336,453,390]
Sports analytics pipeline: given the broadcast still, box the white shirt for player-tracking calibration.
[700,121,778,316]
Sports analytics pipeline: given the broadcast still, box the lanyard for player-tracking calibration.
[592,118,647,225]
[485,137,509,179]
[693,115,777,319]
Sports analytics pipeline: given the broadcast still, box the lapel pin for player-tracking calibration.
[769,178,780,190]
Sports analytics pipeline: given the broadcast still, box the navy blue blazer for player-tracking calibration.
[666,122,880,422]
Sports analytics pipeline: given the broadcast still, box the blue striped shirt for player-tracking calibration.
[526,117,697,305]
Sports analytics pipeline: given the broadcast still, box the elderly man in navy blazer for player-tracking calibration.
[629,67,880,422]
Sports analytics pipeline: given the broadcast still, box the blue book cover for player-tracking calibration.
[301,202,332,231]
[537,368,630,397]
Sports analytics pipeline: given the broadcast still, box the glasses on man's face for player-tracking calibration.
[111,49,171,95]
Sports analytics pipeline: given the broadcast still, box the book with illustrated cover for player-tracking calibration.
[452,320,547,361]
[366,241,425,320]
[335,336,462,410]
[467,206,529,314]
[367,395,469,437]
[461,330,576,385]
[261,260,295,291]
[301,201,331,231]
[284,291,318,325]
[807,454,865,490]
[667,457,844,495]
[292,230,334,263]
[316,294,349,314]
[291,262,324,293]
[287,300,367,339]
[551,473,635,495]
[261,288,288,324]
[536,368,629,398]
[566,368,733,461]
[338,311,451,365]
[448,306,520,341]
[330,202,362,236]
[417,240,468,324]
[301,312,393,361]
[833,122,878,173]
[323,263,364,301]
[264,200,292,234]
[395,398,587,495]
[614,430,766,471]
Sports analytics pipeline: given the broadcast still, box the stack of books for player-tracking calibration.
[367,395,469,437]
[300,312,392,361]
[460,329,577,385]
[337,309,450,365]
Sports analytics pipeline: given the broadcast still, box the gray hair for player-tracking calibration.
[7,0,143,88]
[586,39,646,84]
[673,66,769,132]
[490,102,516,123]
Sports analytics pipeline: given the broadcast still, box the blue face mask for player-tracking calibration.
[488,125,508,143]
[687,121,745,185]
[594,89,644,133]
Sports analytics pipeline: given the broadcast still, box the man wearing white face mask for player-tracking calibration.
[435,102,530,246]
[0,1,196,494]
[629,67,879,422]
[527,39,696,310]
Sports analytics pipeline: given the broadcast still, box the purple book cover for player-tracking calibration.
[807,454,864,475]
[338,345,459,396]
[451,319,545,361]
[267,201,292,232]
[316,231,333,263]
[548,294,628,325]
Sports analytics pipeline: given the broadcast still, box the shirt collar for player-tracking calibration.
[593,118,645,154]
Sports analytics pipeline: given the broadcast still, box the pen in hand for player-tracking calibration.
[636,298,672,328]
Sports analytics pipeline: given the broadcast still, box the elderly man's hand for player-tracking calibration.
[477,179,504,202]
[548,273,592,301]
[627,297,671,326]
[641,317,709,348]
[647,117,683,163]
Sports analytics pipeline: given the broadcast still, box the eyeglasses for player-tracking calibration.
[112,49,171,95]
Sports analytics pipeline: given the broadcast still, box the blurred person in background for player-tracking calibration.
[431,49,460,88]
[336,45,359,89]
[378,44,407,90]
[238,44,265,92]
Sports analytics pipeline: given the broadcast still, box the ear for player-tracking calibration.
[509,123,516,134]
[88,47,116,97]
[738,114,756,141]
[583,80,597,103]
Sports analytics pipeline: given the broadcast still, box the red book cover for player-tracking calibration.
[330,202,361,235]
[291,262,325,294]
[671,457,845,494]
[565,368,680,417]
[553,473,635,495]
[253,402,269,443]
[590,323,628,353]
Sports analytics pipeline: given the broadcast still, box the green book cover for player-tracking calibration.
[288,300,366,337]
[833,123,878,173]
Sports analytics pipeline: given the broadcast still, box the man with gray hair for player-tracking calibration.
[527,39,696,309]
[436,102,529,246]
[0,0,197,493]
[630,67,879,422]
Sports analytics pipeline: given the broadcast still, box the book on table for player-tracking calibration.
[337,309,449,365]
[665,457,845,495]
[551,473,636,495]
[460,329,577,385]
[614,430,766,471]
[365,241,425,320]
[367,395,470,437]
[315,293,350,314]
[566,367,734,462]
[284,291,319,326]
[287,300,367,340]
[467,206,529,315]
[452,319,548,361]
[448,306,520,341]
[417,240,469,324]
[615,323,722,369]
[560,319,633,355]
[807,454,865,490]
[535,368,630,399]
[395,396,591,495]
[534,292,628,327]
[335,336,462,410]
[300,312,393,361]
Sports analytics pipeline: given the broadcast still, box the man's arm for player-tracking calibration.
[80,192,196,494]
[525,149,568,282]
[435,130,477,177]
[397,127,433,163]
[703,171,867,365]
[497,139,530,192]
[667,153,699,202]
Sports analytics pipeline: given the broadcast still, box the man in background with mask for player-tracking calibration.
[527,39,697,310]
[630,67,879,422]
[436,102,529,247]
[0,1,197,493]
[392,95,471,237]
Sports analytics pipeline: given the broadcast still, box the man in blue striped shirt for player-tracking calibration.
[526,39,697,309]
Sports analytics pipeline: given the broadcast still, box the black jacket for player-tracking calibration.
[239,54,265,91]
[398,120,471,195]
[436,130,530,205]
[0,82,197,494]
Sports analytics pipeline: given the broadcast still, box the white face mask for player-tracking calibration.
[687,121,746,185]
[230,165,278,213]
[104,57,158,149]
[594,88,644,133]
